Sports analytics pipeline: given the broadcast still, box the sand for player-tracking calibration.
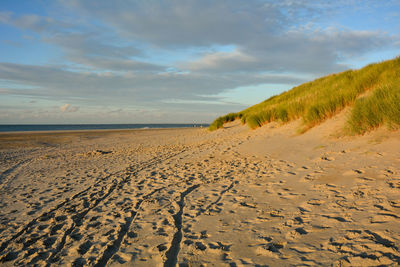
[0,119,400,266]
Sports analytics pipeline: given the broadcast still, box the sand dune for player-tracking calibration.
[0,121,399,266]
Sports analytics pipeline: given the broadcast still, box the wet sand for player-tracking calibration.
[0,120,400,266]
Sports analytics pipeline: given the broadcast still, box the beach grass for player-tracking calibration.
[210,57,400,134]
[347,82,400,134]
[208,113,242,131]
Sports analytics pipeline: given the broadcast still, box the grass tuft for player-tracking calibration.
[347,83,400,134]
[208,113,241,131]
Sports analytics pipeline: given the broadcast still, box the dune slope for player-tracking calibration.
[210,57,400,134]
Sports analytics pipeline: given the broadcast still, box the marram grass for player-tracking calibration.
[347,83,400,134]
[208,113,241,131]
[209,57,400,134]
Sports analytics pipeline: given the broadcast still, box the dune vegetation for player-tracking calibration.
[209,57,400,134]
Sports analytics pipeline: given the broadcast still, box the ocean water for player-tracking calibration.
[0,124,209,132]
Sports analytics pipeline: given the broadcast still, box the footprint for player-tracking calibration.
[322,214,352,222]
[72,257,86,267]
[78,240,93,255]
[42,235,57,246]
[294,227,308,235]
[307,199,324,206]
[290,246,314,254]
[195,242,207,251]
[265,241,286,252]
[157,243,168,252]
[0,251,19,262]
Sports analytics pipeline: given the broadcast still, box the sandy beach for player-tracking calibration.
[1,120,400,266]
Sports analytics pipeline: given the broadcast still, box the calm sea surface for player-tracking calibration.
[0,124,209,132]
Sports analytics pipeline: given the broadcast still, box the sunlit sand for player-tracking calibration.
[1,118,399,266]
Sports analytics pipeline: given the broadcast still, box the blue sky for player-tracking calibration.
[1,0,399,124]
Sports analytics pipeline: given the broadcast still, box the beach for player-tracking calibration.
[1,120,400,266]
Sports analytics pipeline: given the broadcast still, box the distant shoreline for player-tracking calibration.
[0,123,209,133]
[0,127,207,150]
[0,126,205,136]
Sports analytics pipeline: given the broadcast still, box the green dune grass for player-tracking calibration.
[209,57,400,134]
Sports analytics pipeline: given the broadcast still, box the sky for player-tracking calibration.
[0,0,399,124]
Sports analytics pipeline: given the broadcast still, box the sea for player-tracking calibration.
[0,124,209,133]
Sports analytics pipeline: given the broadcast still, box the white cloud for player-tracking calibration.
[0,11,12,24]
[0,62,306,105]
[60,103,79,113]
[185,49,256,72]
[2,1,398,76]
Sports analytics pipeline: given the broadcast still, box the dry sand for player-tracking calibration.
[0,119,399,266]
